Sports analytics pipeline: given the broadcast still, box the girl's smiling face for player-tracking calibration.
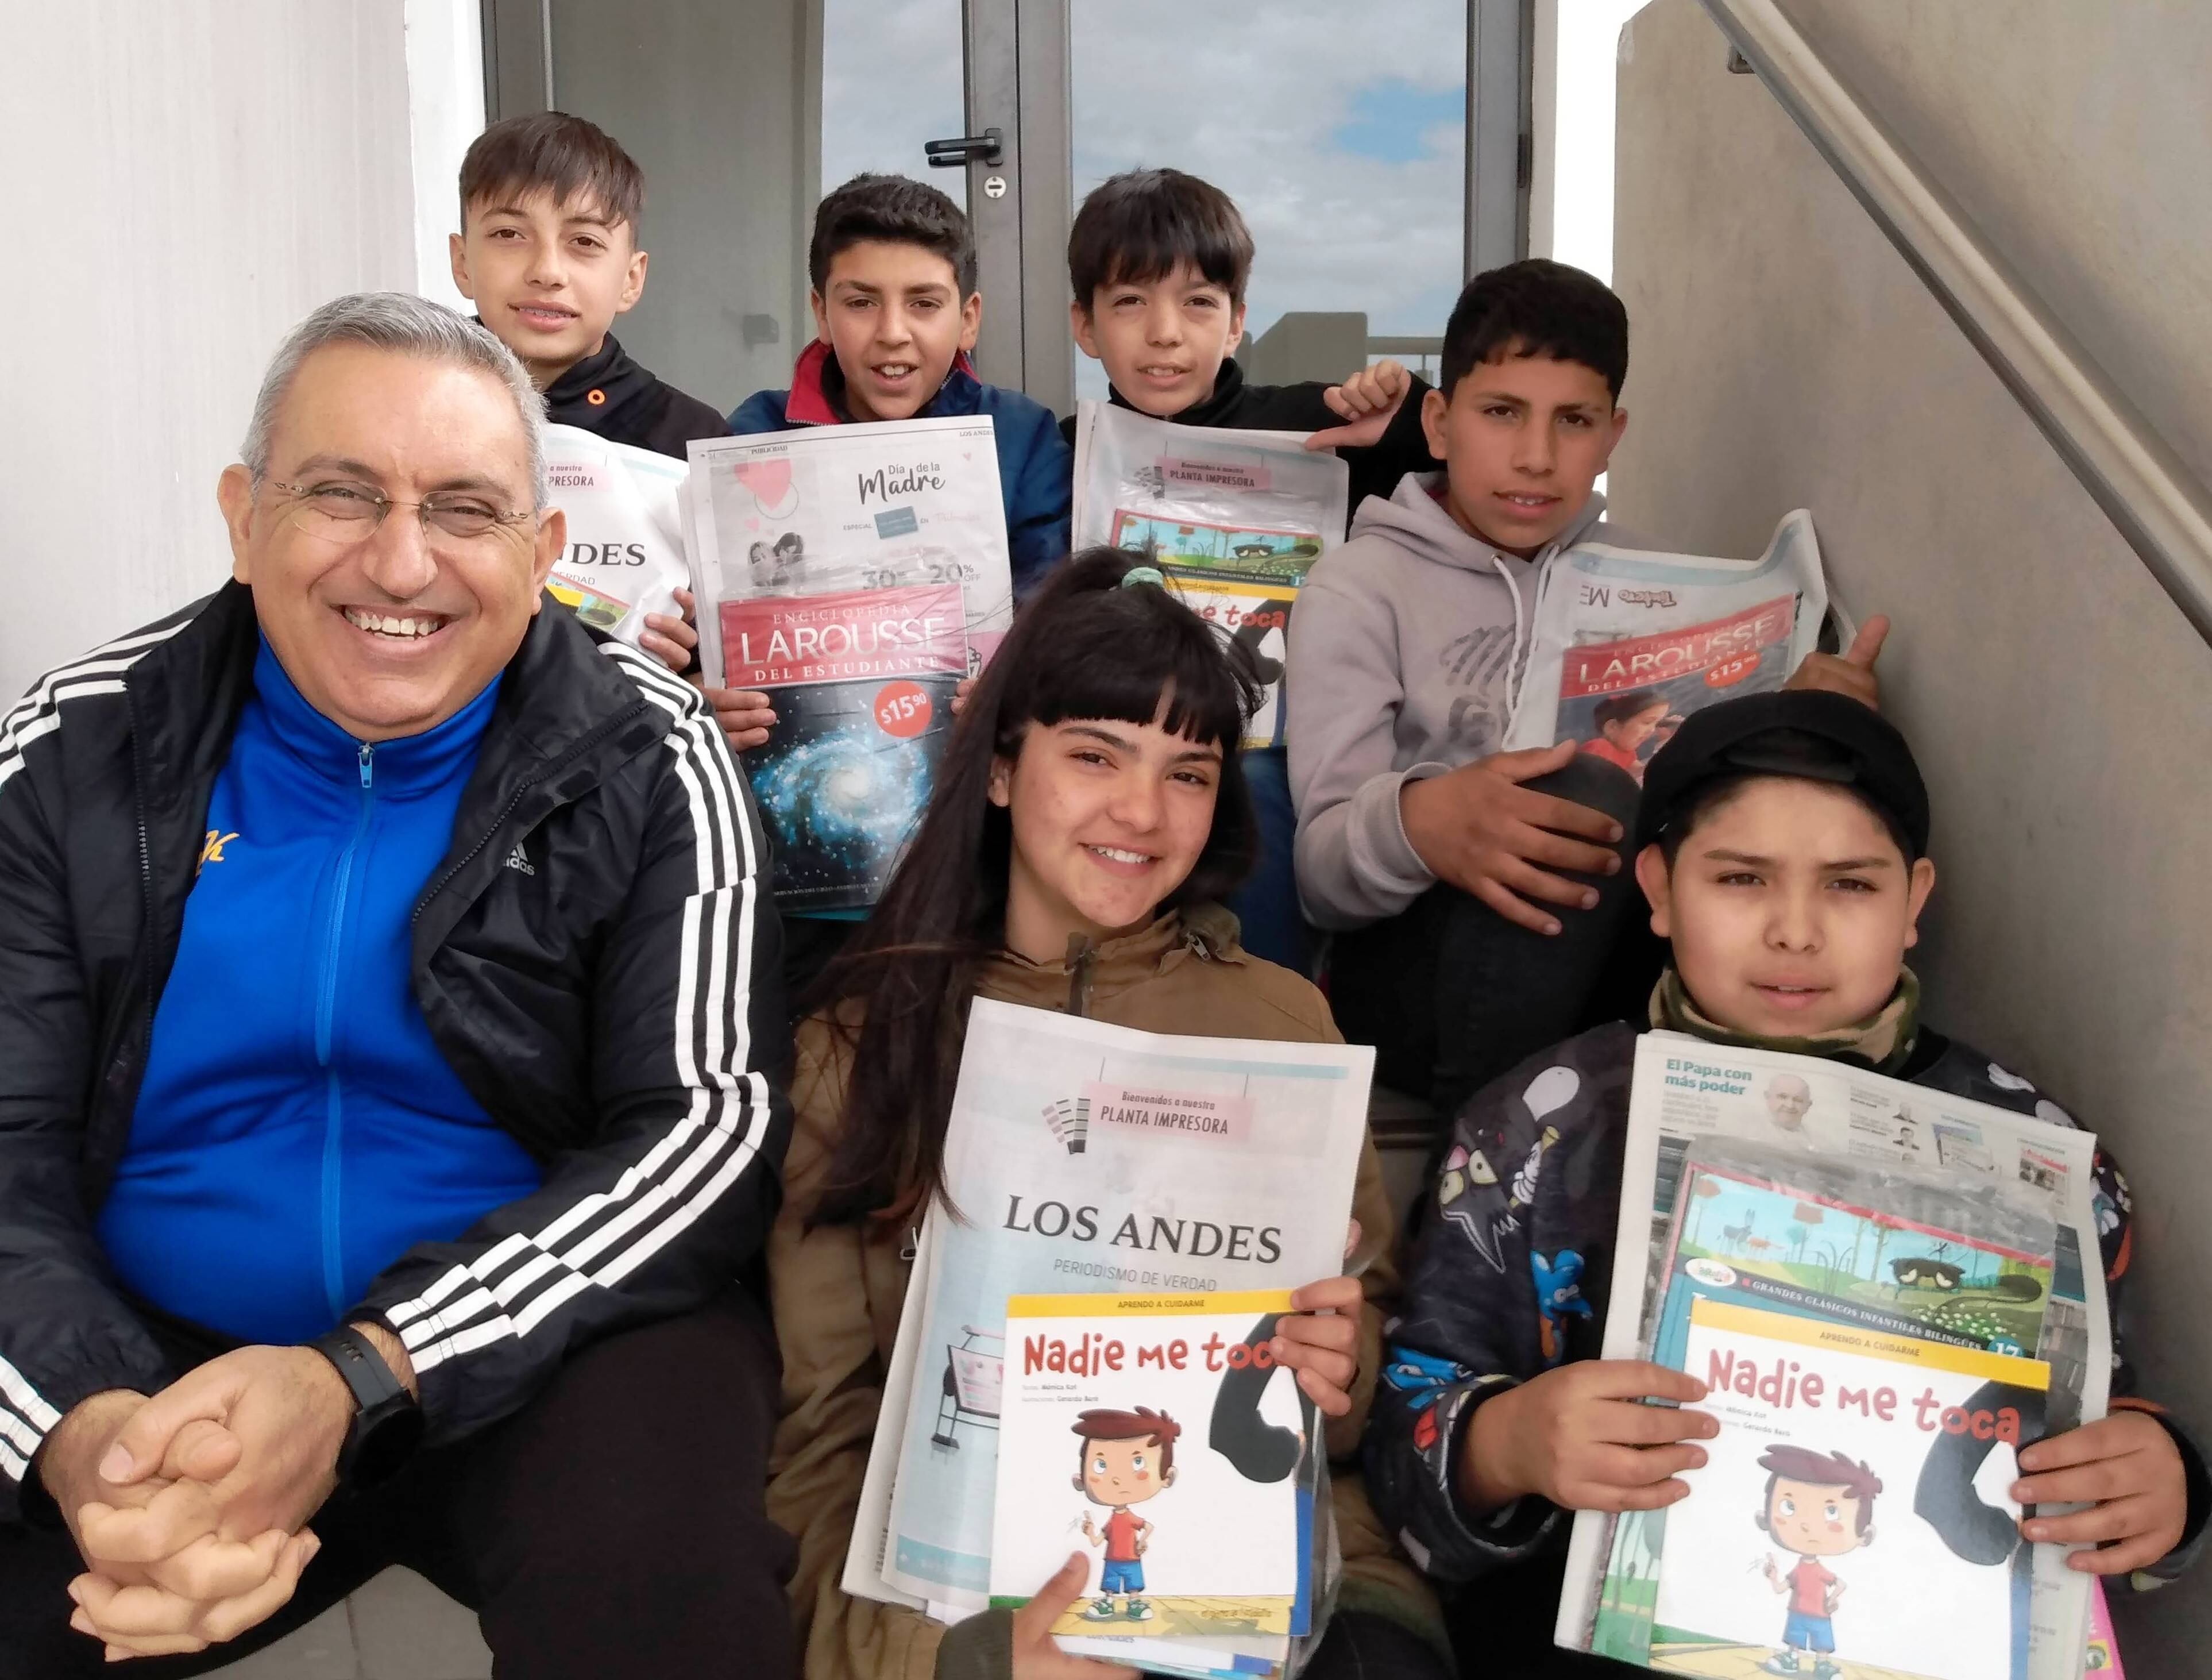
[990,700,1223,962]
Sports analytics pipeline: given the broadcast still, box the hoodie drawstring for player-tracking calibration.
[1492,554,1529,734]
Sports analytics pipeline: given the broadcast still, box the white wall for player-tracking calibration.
[0,1,423,704]
[1610,3,2212,1662]
[405,0,488,313]
[1529,0,1649,280]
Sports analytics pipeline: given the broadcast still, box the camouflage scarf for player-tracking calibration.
[1648,965,1922,1076]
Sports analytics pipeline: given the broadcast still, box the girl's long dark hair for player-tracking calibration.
[806,548,1264,1227]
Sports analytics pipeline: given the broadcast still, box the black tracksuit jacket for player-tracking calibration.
[0,584,789,1521]
[542,333,729,460]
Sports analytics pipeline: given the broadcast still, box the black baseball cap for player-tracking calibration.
[1636,690,1931,859]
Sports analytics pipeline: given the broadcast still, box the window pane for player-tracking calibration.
[821,0,967,211]
[1068,0,1466,400]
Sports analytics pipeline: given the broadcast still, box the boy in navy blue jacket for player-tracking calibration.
[728,173,1071,595]
[724,174,1072,997]
[1366,691,2206,1677]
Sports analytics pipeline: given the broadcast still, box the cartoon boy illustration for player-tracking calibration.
[1072,1407,1180,1621]
[1755,1444,1882,1677]
[1763,1073,1814,1134]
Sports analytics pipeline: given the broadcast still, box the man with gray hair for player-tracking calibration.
[0,294,792,1675]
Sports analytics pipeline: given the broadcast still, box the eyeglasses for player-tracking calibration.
[269,479,535,545]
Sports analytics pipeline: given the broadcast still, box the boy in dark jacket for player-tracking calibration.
[728,173,1072,600]
[450,112,727,687]
[1065,168,1441,974]
[1365,691,2206,1676]
[1063,167,1437,518]
[450,112,728,459]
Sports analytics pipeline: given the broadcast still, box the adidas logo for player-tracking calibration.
[503,842,535,877]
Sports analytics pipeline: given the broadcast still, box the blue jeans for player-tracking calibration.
[1228,746,1315,976]
[1099,1559,1145,1596]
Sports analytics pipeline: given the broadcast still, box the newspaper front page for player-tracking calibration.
[684,418,1012,906]
[1072,403,1349,750]
[1503,511,1829,779]
[541,425,692,646]
[1555,1035,2109,1679]
[848,1000,1371,1643]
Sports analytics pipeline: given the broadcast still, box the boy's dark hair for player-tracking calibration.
[809,174,978,297]
[1073,1407,1182,1478]
[459,112,644,232]
[1068,169,1255,309]
[1759,1444,1882,1535]
[1438,258,1629,400]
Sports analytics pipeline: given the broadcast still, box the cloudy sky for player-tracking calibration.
[821,0,1467,398]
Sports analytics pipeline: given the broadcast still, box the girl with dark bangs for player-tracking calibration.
[764,551,1448,1680]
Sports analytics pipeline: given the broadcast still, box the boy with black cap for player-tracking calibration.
[1364,691,2206,1677]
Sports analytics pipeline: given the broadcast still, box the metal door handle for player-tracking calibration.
[923,128,1003,168]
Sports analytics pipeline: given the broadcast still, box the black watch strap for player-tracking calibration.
[308,1324,422,1488]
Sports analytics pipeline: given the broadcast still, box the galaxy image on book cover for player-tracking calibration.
[746,674,959,911]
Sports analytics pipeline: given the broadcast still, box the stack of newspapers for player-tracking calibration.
[844,1000,1375,1677]
[1553,1034,2110,1680]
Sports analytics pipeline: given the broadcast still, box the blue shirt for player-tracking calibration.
[99,638,543,1345]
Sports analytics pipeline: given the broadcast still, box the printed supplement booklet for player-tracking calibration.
[989,1292,1310,1640]
[1555,1035,2112,1680]
[541,425,692,645]
[848,999,1371,1635]
[1071,402,1349,749]
[1639,1297,2050,1680]
[1501,510,1829,779]
[685,418,1010,907]
[718,583,964,910]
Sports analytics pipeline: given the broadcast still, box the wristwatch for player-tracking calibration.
[308,1324,423,1489]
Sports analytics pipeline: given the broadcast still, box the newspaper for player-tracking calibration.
[684,415,1014,685]
[1503,511,1829,778]
[1072,403,1350,750]
[1554,1034,2109,1680]
[682,418,1010,907]
[848,1000,1372,1642]
[541,425,692,646]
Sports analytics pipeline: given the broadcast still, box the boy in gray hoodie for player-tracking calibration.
[1287,261,1881,1113]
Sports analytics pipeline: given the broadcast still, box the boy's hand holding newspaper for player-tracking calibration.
[1400,741,1626,936]
[1457,1361,1716,1516]
[662,588,778,752]
[2013,1409,2190,1574]
[1785,612,1889,711]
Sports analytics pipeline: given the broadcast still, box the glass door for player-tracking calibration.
[481,0,1524,416]
[1064,0,1506,402]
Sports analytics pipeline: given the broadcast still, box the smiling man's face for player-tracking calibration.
[217,342,563,742]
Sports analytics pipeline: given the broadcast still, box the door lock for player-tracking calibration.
[923,127,1004,168]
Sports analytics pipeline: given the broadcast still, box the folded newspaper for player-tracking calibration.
[541,425,693,646]
[1554,1034,2109,1680]
[1072,402,1349,750]
[1503,510,1830,779]
[846,1000,1375,1675]
[684,418,1014,908]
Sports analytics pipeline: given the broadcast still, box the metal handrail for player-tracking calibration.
[1698,0,2212,648]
